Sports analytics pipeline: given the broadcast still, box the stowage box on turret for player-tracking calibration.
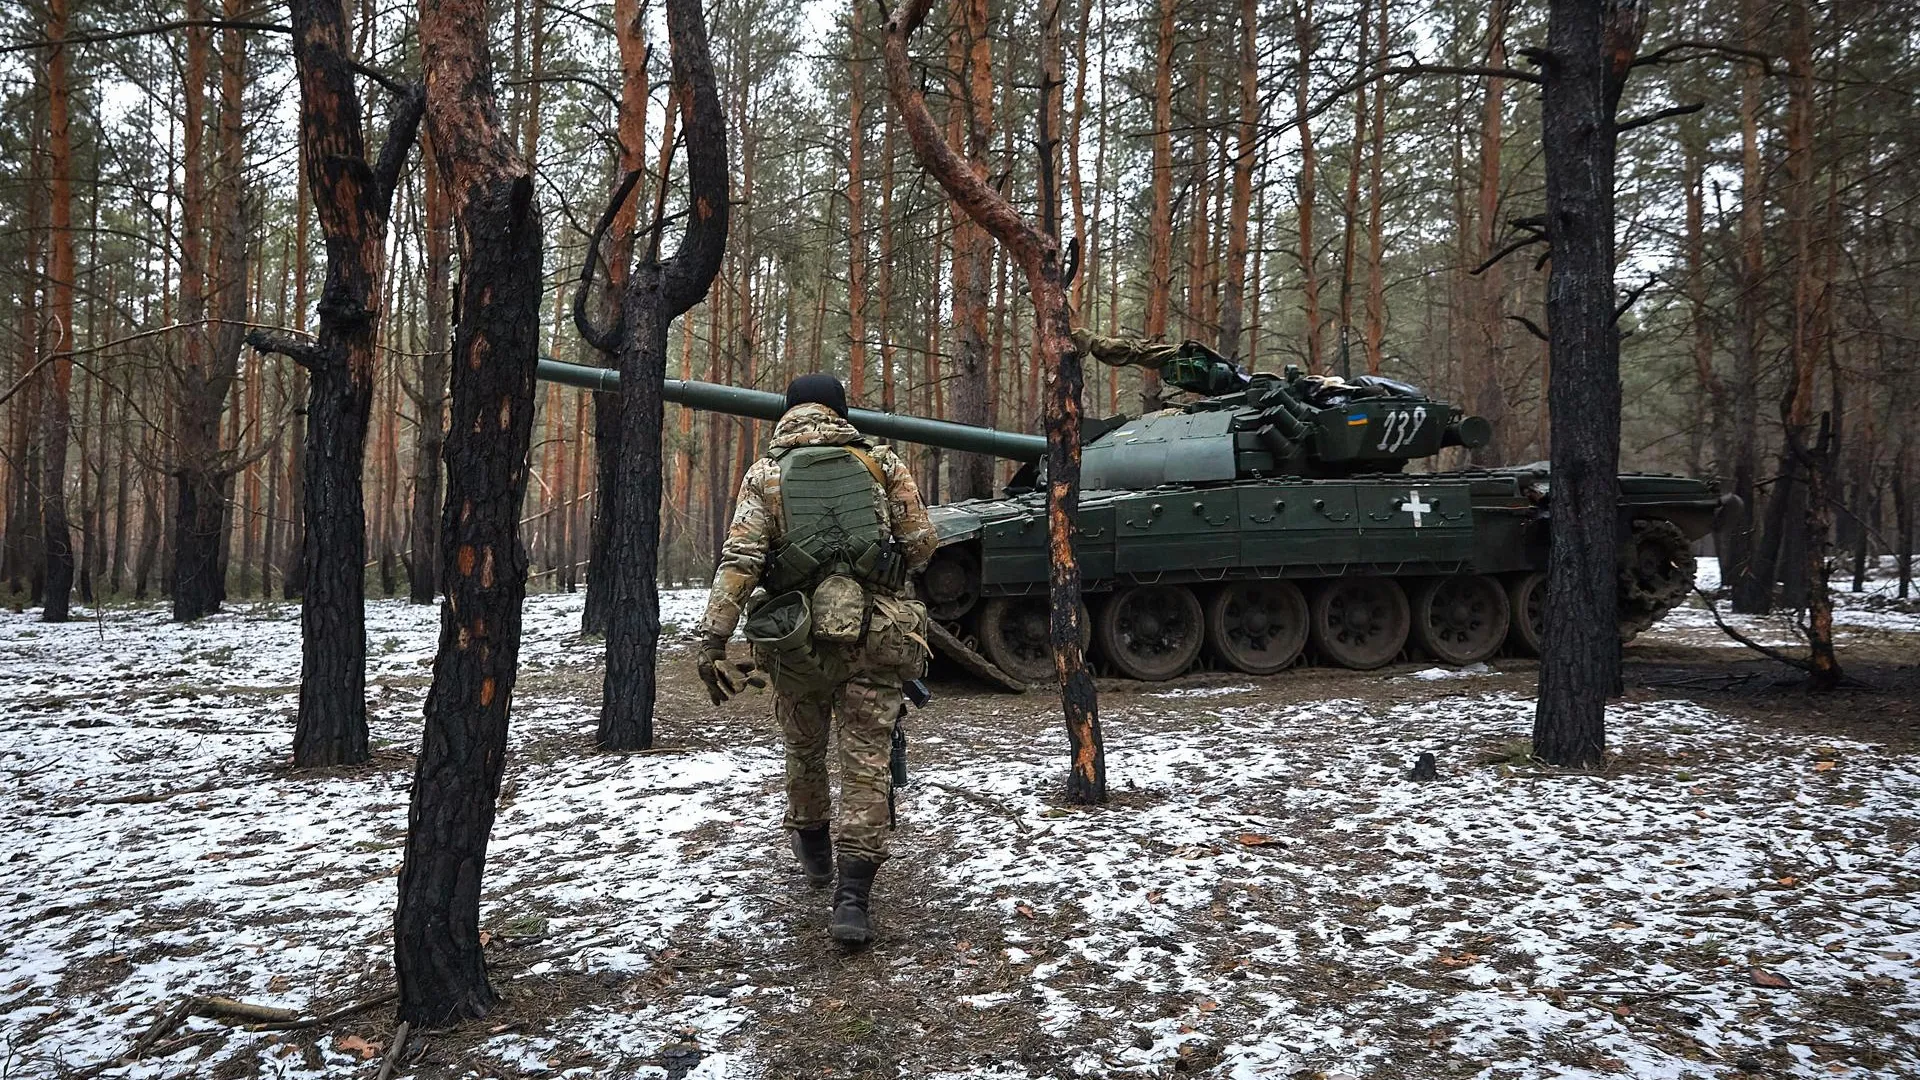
[538,341,1727,689]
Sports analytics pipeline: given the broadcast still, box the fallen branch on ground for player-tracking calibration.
[119,992,397,1061]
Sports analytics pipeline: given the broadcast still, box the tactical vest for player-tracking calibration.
[761,444,904,595]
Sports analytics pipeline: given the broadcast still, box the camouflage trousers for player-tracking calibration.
[774,670,903,864]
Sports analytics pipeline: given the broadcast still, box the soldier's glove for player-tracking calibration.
[696,635,764,706]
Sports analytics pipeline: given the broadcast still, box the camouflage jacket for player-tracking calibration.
[698,403,938,640]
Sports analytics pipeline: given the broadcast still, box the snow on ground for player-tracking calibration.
[1656,557,1920,647]
[0,573,1916,1078]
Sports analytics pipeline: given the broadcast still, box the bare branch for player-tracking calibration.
[1697,590,1813,671]
[246,330,327,370]
[0,18,289,54]
[371,84,427,215]
[1472,234,1548,276]
[1614,276,1657,322]
[574,168,643,354]
[1632,39,1775,73]
[1508,314,1549,343]
[1618,101,1704,133]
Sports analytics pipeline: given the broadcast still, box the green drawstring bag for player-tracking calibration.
[743,590,848,694]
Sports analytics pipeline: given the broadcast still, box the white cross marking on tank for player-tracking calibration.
[1400,491,1432,527]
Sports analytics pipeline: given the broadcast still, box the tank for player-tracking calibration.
[537,346,1726,689]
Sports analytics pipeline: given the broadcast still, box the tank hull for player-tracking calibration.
[919,468,1721,687]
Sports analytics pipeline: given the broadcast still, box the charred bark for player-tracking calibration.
[1530,0,1640,770]
[590,0,729,752]
[395,0,542,1026]
[254,0,422,767]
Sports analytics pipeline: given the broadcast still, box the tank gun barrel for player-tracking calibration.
[536,357,1047,462]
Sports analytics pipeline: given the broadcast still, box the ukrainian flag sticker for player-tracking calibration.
[1347,413,1369,427]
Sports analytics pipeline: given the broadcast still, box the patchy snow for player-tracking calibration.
[1651,556,1920,648]
[1,585,1916,1077]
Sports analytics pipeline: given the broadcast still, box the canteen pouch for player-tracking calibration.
[742,590,845,693]
[809,573,868,645]
[863,593,931,679]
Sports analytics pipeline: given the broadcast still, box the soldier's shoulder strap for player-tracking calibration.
[842,445,887,489]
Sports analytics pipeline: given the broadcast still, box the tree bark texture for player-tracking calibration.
[1218,0,1257,358]
[1531,0,1638,770]
[583,0,652,636]
[1291,0,1322,374]
[885,0,1105,804]
[1469,0,1508,465]
[1142,0,1174,409]
[270,0,423,768]
[946,0,994,500]
[40,0,77,622]
[411,132,451,603]
[1725,0,1767,613]
[595,0,728,751]
[395,0,542,1025]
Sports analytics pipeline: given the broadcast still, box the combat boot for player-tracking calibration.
[828,856,880,945]
[791,825,833,888]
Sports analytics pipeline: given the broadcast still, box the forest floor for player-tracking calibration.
[1,561,1917,1080]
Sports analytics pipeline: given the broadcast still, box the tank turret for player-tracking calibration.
[1075,337,1492,488]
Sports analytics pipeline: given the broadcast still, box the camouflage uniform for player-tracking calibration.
[698,403,937,863]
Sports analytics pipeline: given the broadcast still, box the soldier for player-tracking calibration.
[695,373,938,945]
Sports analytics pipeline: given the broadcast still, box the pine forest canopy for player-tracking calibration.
[0,0,1915,607]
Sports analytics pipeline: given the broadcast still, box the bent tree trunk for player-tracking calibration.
[884,0,1105,803]
[596,0,729,751]
[1531,0,1637,769]
[396,0,542,1026]
[256,0,422,767]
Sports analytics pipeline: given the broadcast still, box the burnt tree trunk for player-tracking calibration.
[587,0,729,752]
[886,0,1104,803]
[253,0,423,767]
[1530,0,1640,770]
[395,0,542,1025]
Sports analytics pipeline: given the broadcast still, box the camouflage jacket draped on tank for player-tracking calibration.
[698,403,938,640]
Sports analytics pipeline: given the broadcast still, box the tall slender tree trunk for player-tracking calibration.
[584,0,652,635]
[1291,0,1322,374]
[39,0,77,622]
[257,0,423,766]
[1143,0,1175,409]
[1470,0,1509,464]
[1335,0,1368,379]
[1218,0,1257,358]
[283,162,311,599]
[1361,0,1389,375]
[396,0,542,1024]
[411,131,451,602]
[886,0,1104,804]
[171,0,223,621]
[847,0,869,403]
[594,0,729,752]
[1531,0,1639,769]
[945,0,993,499]
[1725,0,1767,614]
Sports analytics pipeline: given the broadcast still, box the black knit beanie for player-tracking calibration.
[785,372,848,418]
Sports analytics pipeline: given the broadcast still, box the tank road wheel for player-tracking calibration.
[1309,577,1410,670]
[1096,585,1206,681]
[1410,575,1511,666]
[1505,571,1546,657]
[978,596,1090,686]
[1205,580,1310,675]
